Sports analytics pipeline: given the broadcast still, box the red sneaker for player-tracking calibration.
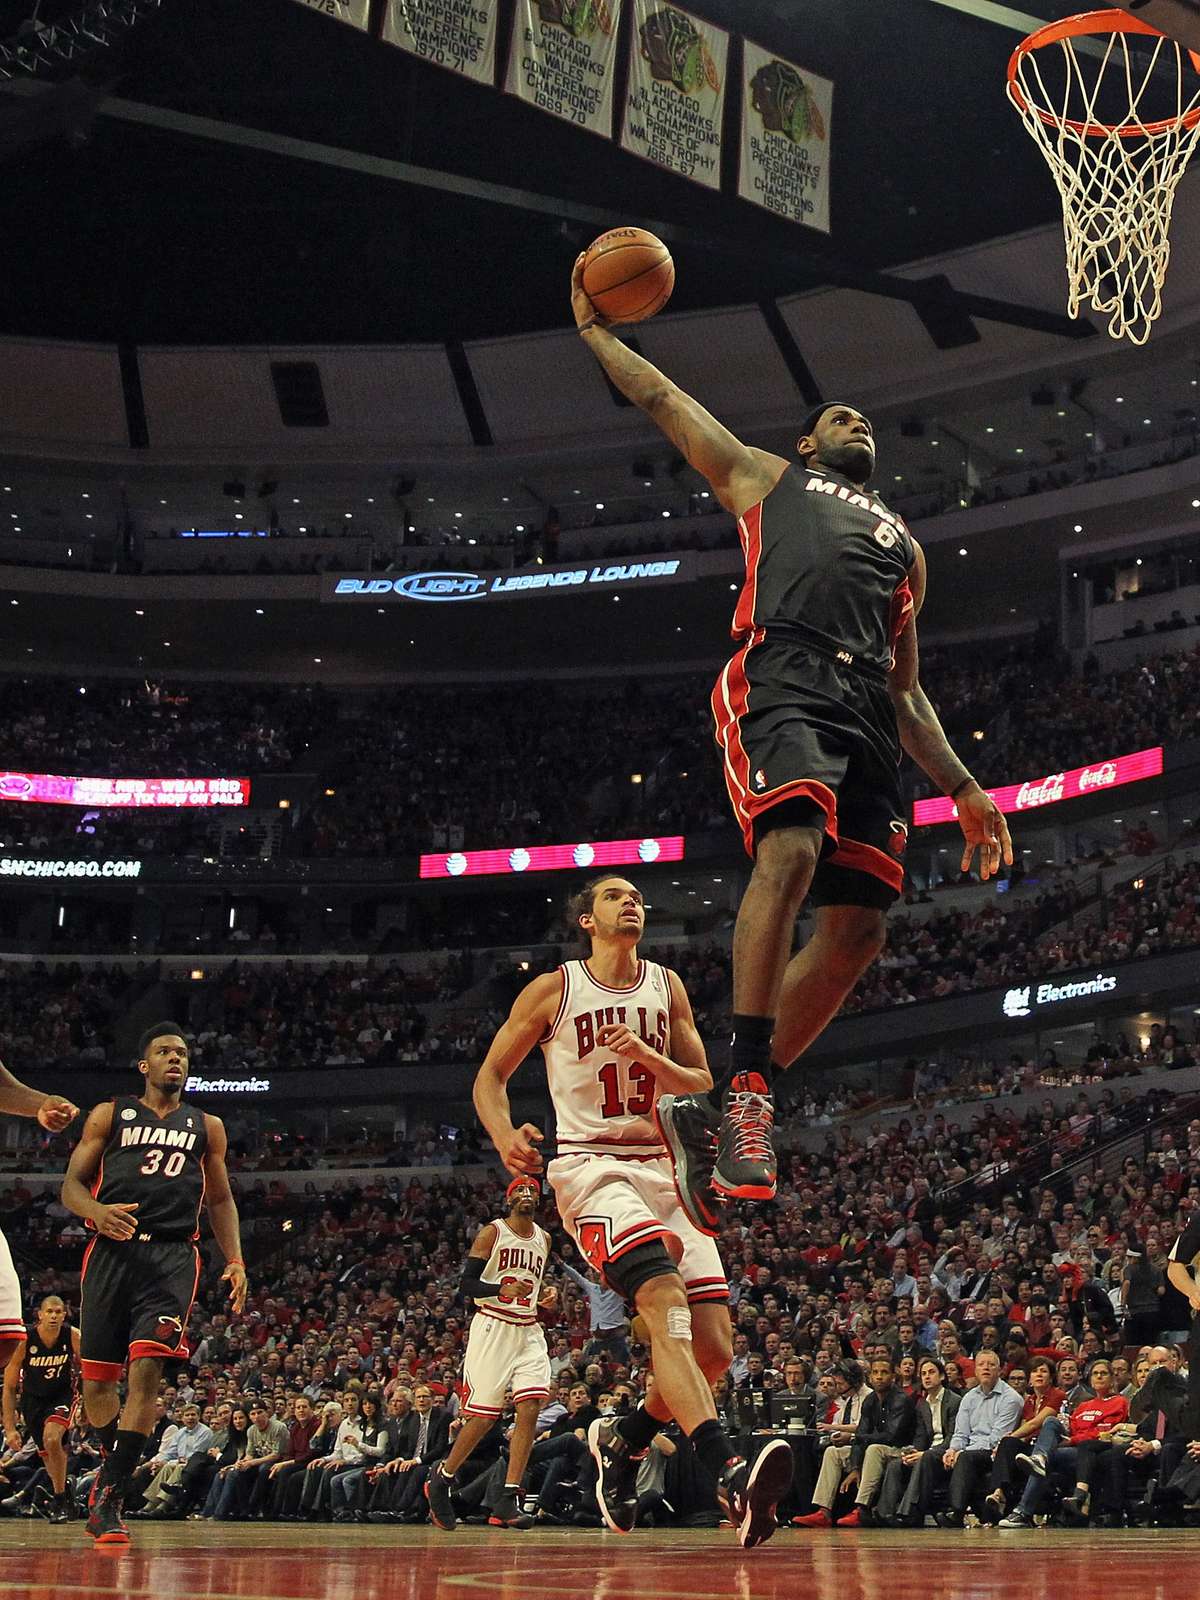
[792,1508,832,1528]
[836,1508,864,1528]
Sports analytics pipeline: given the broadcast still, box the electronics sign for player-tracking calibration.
[420,835,685,880]
[0,773,251,808]
[912,746,1163,827]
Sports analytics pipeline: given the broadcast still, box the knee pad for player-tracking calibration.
[605,1238,679,1301]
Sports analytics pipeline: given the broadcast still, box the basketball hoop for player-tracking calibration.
[1007,9,1200,344]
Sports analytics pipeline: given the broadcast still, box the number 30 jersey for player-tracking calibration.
[541,959,672,1159]
[92,1095,208,1241]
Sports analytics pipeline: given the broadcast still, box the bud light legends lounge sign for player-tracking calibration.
[912,746,1163,827]
[322,555,691,605]
[420,834,685,881]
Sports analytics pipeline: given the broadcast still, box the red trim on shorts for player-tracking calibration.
[824,834,904,894]
[732,501,763,637]
[459,1376,502,1419]
[511,1390,549,1403]
[81,1359,123,1382]
[129,1339,187,1362]
[41,1410,71,1430]
[687,1289,732,1305]
[712,644,841,859]
[608,1226,671,1263]
[475,1307,537,1326]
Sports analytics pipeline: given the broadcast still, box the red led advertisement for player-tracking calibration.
[420,835,685,880]
[912,746,1163,827]
[0,773,251,808]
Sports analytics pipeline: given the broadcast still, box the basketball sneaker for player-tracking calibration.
[85,1479,129,1546]
[586,1416,640,1534]
[488,1490,533,1530]
[711,1074,777,1201]
[655,1093,722,1236]
[425,1465,457,1533]
[719,1439,792,1549]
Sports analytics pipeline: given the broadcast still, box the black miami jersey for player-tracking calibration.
[93,1096,208,1241]
[21,1325,74,1404]
[730,464,916,676]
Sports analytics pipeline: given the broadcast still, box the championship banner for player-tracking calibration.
[505,0,622,139]
[738,38,833,234]
[383,0,499,84]
[620,0,729,190]
[288,0,371,27]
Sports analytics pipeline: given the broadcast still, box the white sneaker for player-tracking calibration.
[1015,1452,1046,1478]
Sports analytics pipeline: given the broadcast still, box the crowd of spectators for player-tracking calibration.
[0,637,1197,863]
[5,1081,1200,1531]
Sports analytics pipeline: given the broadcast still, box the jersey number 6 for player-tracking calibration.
[597,1059,654,1119]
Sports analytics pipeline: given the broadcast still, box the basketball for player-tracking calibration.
[580,227,674,325]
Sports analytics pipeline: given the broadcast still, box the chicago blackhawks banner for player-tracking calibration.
[739,38,833,233]
[620,1,729,191]
[288,0,371,26]
[506,0,622,139]
[383,0,499,84]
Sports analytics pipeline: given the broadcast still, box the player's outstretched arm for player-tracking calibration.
[887,540,1013,882]
[0,1059,77,1129]
[472,972,562,1176]
[571,257,786,518]
[202,1115,248,1315]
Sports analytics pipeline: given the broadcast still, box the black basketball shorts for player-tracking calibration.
[711,637,908,909]
[79,1236,200,1382]
[22,1394,74,1450]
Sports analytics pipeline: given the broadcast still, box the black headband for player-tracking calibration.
[799,401,858,440]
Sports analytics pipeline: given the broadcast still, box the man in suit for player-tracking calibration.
[1096,1345,1189,1525]
[877,1355,962,1526]
[368,1386,450,1523]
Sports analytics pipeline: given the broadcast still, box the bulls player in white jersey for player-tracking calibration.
[426,1175,556,1533]
[473,874,791,1548]
[0,1058,77,1375]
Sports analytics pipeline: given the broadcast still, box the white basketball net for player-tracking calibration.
[1009,24,1200,344]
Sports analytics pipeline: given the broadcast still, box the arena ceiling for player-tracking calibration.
[0,0,1130,347]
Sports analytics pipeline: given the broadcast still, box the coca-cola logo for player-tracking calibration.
[1015,773,1066,810]
[1078,762,1118,791]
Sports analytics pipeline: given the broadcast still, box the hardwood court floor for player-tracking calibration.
[0,1522,1194,1600]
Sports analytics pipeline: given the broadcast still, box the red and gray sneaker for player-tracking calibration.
[586,1416,640,1534]
[719,1439,792,1549]
[711,1073,777,1201]
[85,1478,129,1546]
[655,1093,722,1236]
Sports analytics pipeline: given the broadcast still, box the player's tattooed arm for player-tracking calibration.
[571,256,785,516]
[473,972,561,1177]
[889,540,1013,882]
[202,1114,248,1315]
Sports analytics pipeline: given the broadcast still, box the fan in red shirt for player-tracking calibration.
[1009,1360,1128,1524]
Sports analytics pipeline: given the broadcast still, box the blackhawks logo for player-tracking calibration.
[750,59,826,144]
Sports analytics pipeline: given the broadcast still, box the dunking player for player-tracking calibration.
[61,1023,248,1545]
[0,1058,77,1366]
[571,260,1013,1214]
[2,1293,80,1522]
[426,1175,556,1532]
[473,874,792,1548]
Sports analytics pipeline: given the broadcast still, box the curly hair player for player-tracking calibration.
[473,874,792,1548]
[570,254,1013,1219]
